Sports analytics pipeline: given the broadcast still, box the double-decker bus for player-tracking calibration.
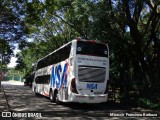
[32,38,109,104]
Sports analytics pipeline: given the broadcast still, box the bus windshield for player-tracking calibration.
[76,41,108,57]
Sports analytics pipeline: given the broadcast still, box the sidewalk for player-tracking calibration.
[0,87,9,113]
[0,87,10,120]
[2,81,24,86]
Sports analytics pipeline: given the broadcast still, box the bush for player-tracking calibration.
[138,98,160,110]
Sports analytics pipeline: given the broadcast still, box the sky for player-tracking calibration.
[7,44,20,68]
[7,57,17,68]
[7,38,33,68]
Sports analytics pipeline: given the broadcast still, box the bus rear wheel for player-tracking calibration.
[49,90,55,102]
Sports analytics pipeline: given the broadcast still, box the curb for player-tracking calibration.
[0,86,12,120]
[0,86,9,112]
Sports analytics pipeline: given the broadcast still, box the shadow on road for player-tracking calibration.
[62,102,129,111]
[2,84,160,119]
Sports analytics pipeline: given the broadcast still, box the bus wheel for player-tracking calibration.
[55,92,61,105]
[49,90,54,102]
[34,88,39,96]
[35,92,39,96]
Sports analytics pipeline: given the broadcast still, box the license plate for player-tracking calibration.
[89,96,94,100]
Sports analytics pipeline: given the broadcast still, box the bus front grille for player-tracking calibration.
[78,66,106,82]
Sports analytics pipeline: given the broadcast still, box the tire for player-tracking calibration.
[49,90,55,102]
[35,92,39,96]
[34,87,39,96]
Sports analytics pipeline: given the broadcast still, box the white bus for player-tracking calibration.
[32,38,109,104]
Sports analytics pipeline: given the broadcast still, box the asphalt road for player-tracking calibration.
[1,81,160,120]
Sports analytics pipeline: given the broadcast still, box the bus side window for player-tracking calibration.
[35,77,39,83]
[42,75,50,84]
[61,43,71,61]
[47,75,50,84]
[47,79,49,84]
[38,76,43,84]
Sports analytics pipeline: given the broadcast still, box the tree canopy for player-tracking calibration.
[17,0,160,88]
[0,0,27,67]
[0,0,160,105]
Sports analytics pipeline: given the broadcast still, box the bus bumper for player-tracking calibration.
[69,94,108,103]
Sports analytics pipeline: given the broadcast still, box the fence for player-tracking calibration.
[5,75,22,81]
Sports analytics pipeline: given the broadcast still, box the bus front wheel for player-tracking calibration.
[34,88,39,96]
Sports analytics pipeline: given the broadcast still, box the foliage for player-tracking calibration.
[0,0,27,42]
[0,39,13,65]
[0,0,28,68]
[1,0,159,105]
[138,98,160,110]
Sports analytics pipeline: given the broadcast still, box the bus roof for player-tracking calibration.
[36,38,107,64]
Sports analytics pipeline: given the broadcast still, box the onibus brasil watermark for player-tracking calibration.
[2,112,42,118]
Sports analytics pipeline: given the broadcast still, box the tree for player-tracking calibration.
[16,0,160,98]
[122,0,160,85]
[0,0,28,69]
[0,0,27,42]
[0,39,13,65]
